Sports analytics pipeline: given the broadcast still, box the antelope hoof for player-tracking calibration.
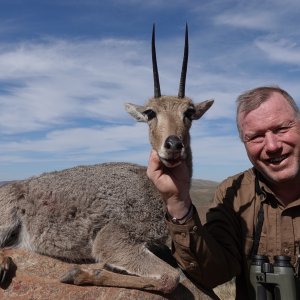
[0,255,12,285]
[61,267,87,285]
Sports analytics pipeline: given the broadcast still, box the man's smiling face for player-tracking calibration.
[239,92,300,184]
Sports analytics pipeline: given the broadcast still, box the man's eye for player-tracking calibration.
[251,136,265,143]
[245,135,264,143]
[275,127,289,134]
[143,109,156,121]
[184,108,196,120]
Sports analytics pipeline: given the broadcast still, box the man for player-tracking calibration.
[147,86,300,299]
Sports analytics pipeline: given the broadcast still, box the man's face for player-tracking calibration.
[239,92,300,184]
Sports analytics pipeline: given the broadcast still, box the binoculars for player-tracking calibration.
[249,255,300,299]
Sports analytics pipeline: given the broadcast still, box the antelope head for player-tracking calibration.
[125,24,213,169]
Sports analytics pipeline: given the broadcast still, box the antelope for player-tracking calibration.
[0,25,214,297]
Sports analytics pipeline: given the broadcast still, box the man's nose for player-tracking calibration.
[264,132,282,152]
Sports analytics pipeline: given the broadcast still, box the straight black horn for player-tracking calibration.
[178,23,189,98]
[152,24,161,98]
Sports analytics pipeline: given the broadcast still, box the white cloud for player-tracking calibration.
[211,0,300,35]
[255,38,300,65]
[214,12,276,30]
[0,38,151,134]
[0,123,149,158]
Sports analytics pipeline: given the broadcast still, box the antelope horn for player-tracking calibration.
[178,23,189,98]
[152,24,161,98]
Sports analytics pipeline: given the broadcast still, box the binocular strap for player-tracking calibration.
[251,202,264,257]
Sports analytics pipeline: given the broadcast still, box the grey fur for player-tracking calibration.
[1,162,167,258]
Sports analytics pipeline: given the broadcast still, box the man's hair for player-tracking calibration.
[236,86,299,139]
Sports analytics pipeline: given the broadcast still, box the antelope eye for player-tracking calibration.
[184,107,196,120]
[143,109,156,121]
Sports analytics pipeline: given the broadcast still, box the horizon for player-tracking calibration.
[1,0,300,181]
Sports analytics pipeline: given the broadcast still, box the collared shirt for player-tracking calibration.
[166,168,300,299]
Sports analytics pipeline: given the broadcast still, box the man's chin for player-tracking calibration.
[260,168,300,184]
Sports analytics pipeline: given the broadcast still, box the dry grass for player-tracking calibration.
[190,178,218,205]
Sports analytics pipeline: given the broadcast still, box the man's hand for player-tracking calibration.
[147,150,192,219]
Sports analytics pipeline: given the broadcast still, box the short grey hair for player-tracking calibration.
[236,86,299,139]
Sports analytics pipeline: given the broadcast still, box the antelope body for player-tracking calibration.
[0,25,214,297]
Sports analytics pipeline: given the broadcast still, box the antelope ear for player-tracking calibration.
[192,99,214,120]
[125,103,148,122]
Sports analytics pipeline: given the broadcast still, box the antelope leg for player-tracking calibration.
[61,266,177,294]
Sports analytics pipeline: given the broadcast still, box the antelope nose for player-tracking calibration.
[164,135,183,151]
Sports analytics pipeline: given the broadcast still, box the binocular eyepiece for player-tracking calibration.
[249,255,300,300]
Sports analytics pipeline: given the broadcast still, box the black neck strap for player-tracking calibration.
[251,202,264,257]
[251,174,265,257]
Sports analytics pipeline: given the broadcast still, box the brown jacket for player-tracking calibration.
[166,168,300,299]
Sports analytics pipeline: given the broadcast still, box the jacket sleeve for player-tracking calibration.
[166,183,243,288]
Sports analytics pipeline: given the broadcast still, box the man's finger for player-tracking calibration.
[147,150,162,177]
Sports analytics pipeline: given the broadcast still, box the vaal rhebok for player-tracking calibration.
[0,24,213,296]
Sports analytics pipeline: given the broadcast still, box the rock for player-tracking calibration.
[0,248,218,300]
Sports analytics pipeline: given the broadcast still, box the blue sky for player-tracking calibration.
[1,0,300,182]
